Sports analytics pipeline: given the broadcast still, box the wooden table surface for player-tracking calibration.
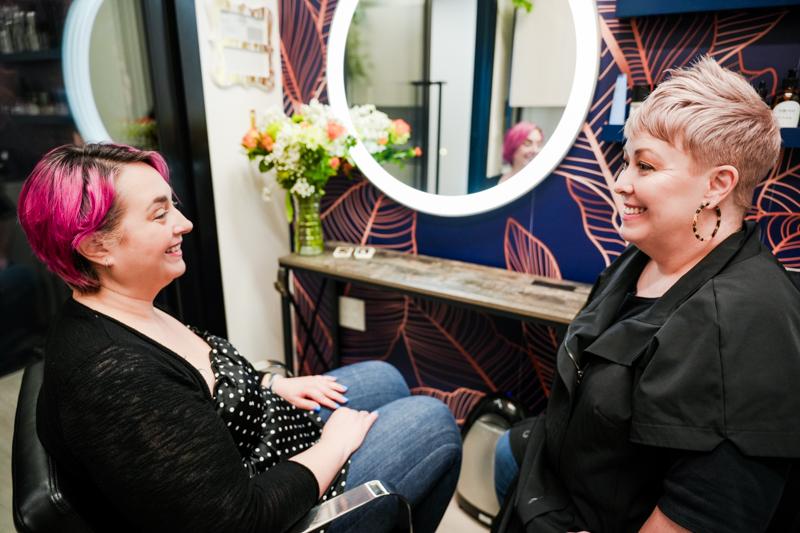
[279,242,591,325]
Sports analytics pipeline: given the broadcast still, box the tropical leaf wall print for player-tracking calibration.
[279,0,800,417]
[749,148,800,268]
[280,0,327,115]
[321,173,418,252]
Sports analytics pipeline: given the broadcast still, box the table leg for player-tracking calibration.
[328,280,341,369]
[276,267,295,373]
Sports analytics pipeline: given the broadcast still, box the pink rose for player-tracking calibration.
[392,119,411,136]
[327,121,346,140]
[242,127,259,149]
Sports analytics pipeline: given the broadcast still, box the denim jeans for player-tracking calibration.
[494,429,519,505]
[317,361,462,533]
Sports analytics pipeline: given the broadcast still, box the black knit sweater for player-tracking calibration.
[37,298,319,532]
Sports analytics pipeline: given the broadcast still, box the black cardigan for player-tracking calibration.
[497,221,800,533]
[37,299,319,532]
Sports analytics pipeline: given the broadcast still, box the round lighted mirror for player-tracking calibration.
[327,0,599,216]
[64,0,156,149]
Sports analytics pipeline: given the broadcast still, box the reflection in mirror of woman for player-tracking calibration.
[343,0,576,197]
[478,121,544,192]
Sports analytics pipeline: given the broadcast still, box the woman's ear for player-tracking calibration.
[705,165,739,208]
[76,235,110,268]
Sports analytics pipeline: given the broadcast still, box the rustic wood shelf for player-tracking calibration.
[278,242,591,369]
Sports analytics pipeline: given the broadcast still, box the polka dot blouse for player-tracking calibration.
[192,328,349,502]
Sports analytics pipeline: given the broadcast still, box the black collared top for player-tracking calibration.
[504,221,800,533]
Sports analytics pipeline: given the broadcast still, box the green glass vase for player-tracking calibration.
[293,192,324,256]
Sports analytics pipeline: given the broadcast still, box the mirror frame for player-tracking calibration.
[327,0,600,217]
[63,0,113,143]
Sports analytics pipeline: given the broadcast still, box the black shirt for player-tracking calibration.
[613,292,792,532]
[37,298,321,532]
[501,222,800,533]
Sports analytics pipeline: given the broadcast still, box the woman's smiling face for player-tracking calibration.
[614,134,709,253]
[105,162,193,295]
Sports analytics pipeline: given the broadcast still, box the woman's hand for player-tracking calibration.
[289,407,378,498]
[320,407,379,462]
[268,374,348,411]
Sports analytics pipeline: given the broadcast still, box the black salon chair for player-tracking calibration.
[12,360,412,533]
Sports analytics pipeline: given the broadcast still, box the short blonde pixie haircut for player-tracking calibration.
[624,56,781,212]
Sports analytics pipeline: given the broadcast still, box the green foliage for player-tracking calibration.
[512,0,533,13]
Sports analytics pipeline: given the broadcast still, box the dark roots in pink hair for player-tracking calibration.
[18,143,170,294]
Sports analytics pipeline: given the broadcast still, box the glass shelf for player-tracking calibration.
[0,49,62,63]
[4,114,74,126]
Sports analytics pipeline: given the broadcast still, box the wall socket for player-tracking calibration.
[339,296,366,331]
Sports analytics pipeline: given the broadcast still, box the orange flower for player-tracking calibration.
[259,134,274,151]
[414,146,422,156]
[330,156,341,169]
[242,127,259,149]
[327,121,346,140]
[300,121,311,129]
[378,137,388,146]
[392,119,411,136]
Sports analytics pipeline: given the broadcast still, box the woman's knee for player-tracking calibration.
[404,395,461,447]
[351,360,410,396]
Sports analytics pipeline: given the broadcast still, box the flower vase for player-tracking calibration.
[293,192,324,256]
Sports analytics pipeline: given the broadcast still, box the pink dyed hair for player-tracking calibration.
[624,55,781,211]
[502,122,544,165]
[18,144,170,294]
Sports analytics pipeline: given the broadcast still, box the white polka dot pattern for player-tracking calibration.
[191,328,349,503]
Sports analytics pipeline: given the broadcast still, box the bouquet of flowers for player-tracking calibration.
[242,100,421,255]
[348,104,421,169]
[242,100,356,222]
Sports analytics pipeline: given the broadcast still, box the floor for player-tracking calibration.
[0,369,486,533]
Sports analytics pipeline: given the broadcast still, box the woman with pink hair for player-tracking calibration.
[479,121,544,191]
[492,56,800,533]
[16,143,461,532]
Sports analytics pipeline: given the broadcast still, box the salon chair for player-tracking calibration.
[12,360,412,533]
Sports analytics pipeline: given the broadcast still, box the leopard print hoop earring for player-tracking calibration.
[692,202,722,242]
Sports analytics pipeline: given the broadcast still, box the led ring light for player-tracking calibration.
[326,0,600,217]
[63,0,112,144]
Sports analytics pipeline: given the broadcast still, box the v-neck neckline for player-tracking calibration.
[69,298,216,400]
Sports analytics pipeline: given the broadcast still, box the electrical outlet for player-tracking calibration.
[339,296,366,331]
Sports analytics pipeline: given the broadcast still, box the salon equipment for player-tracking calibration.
[456,393,528,528]
[12,360,412,532]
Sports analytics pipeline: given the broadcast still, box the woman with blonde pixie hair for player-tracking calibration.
[492,56,800,533]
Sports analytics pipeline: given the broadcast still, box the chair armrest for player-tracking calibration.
[286,480,412,533]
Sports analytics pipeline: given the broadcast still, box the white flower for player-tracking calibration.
[349,104,393,154]
[259,105,287,129]
[290,177,315,198]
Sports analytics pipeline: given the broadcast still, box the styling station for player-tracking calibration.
[2,0,800,532]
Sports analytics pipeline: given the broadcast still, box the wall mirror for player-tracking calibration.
[328,0,599,216]
[64,0,157,148]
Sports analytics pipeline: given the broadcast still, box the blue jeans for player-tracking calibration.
[318,361,462,533]
[494,429,519,505]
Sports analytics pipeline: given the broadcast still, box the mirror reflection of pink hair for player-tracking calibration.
[502,121,545,165]
[17,144,170,294]
[624,55,781,211]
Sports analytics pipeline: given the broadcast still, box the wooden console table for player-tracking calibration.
[276,242,591,371]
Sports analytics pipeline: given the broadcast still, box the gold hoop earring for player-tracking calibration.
[692,202,722,242]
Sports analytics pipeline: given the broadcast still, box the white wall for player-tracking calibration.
[429,0,477,196]
[194,0,289,365]
[509,0,576,108]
